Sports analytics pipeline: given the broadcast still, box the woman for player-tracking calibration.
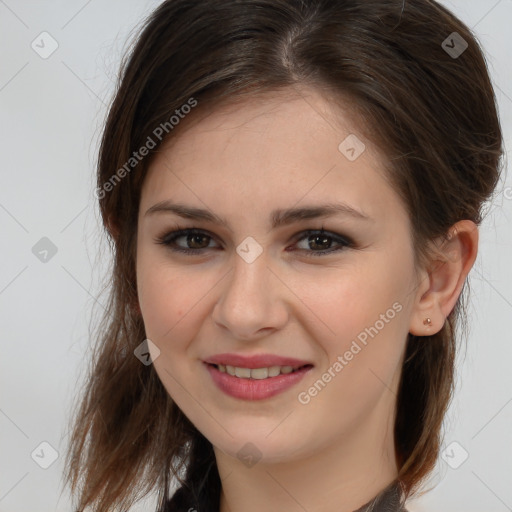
[64,1,503,511]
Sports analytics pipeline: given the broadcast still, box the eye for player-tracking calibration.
[155,228,220,255]
[154,227,355,257]
[291,229,354,257]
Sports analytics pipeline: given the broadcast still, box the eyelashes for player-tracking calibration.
[154,226,356,258]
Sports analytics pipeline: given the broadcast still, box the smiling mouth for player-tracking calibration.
[207,363,313,380]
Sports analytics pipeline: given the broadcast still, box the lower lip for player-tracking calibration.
[204,363,313,400]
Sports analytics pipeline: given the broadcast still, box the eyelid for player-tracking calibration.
[154,226,356,256]
[156,227,221,245]
[289,229,353,247]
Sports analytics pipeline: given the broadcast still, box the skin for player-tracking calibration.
[135,86,478,512]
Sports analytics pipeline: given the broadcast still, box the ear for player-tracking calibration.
[409,220,479,336]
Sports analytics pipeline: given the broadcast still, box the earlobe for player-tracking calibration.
[409,220,479,336]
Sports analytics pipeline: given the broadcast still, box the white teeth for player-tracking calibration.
[268,366,281,377]
[235,367,251,378]
[251,367,268,380]
[215,364,304,379]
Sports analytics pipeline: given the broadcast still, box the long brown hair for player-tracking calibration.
[64,1,503,511]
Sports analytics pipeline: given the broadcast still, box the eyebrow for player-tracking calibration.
[145,200,372,229]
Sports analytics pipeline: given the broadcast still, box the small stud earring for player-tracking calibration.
[423,318,432,326]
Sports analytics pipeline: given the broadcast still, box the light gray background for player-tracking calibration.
[0,1,511,511]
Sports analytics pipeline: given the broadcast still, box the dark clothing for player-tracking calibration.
[353,480,408,512]
[165,479,408,511]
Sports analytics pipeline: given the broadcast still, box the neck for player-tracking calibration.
[215,396,399,512]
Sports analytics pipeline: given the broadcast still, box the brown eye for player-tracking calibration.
[305,233,332,251]
[155,228,219,254]
[292,229,354,257]
[184,233,211,249]
[155,227,354,257]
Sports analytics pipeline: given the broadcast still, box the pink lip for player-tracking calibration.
[203,353,312,368]
[204,363,313,400]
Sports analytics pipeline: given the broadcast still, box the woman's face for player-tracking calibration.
[136,87,421,468]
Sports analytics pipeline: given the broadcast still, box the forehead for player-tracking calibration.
[140,87,405,230]
[159,87,369,161]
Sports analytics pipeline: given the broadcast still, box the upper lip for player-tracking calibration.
[204,353,313,368]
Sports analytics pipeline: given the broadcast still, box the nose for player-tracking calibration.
[211,248,289,340]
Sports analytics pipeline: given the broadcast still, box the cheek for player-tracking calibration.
[297,258,411,380]
[294,274,408,429]
[136,244,184,339]
[303,264,407,332]
[137,270,193,341]
[136,245,218,344]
